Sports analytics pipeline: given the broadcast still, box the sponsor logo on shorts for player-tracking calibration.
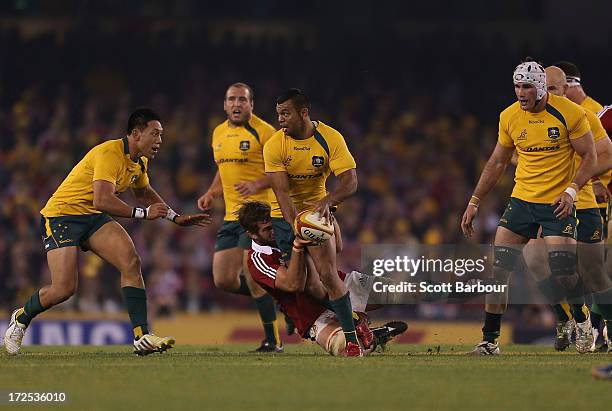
[59,239,74,244]
[562,224,574,235]
[591,229,602,241]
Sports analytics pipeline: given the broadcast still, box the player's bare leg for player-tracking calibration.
[472,226,527,355]
[308,236,360,355]
[243,252,282,352]
[85,221,174,355]
[5,247,79,355]
[212,248,244,292]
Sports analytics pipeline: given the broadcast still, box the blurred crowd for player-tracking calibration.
[0,21,609,319]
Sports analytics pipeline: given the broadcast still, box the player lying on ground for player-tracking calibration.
[4,108,211,356]
[238,201,407,356]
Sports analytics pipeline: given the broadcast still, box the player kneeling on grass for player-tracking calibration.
[3,108,212,356]
[237,201,407,356]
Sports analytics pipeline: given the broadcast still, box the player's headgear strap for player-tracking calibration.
[566,75,581,86]
[513,61,547,101]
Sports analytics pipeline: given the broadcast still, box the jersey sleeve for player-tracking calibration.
[247,251,281,289]
[329,133,357,175]
[259,123,277,147]
[497,114,514,147]
[586,110,607,142]
[92,148,124,185]
[599,106,612,134]
[130,158,150,189]
[568,106,591,140]
[263,135,287,173]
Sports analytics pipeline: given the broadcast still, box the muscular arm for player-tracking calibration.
[472,143,515,200]
[323,169,358,206]
[132,185,165,207]
[593,135,612,177]
[274,248,307,293]
[570,131,597,189]
[207,171,223,198]
[267,171,297,226]
[93,181,149,217]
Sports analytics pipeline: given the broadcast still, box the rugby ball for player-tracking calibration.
[294,210,334,244]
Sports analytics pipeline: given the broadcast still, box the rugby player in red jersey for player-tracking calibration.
[237,201,406,356]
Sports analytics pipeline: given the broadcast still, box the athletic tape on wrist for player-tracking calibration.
[166,208,179,223]
[564,187,577,201]
[132,207,147,219]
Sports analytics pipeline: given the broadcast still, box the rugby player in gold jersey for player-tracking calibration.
[461,60,597,355]
[4,108,211,356]
[197,83,288,352]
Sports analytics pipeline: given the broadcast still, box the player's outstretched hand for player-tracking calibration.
[197,191,214,211]
[461,204,478,239]
[174,213,213,227]
[592,180,611,204]
[552,193,574,219]
[147,203,169,220]
[234,181,261,197]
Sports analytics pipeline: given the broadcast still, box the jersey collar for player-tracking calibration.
[251,240,280,255]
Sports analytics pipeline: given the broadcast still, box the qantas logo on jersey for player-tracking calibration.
[524,145,560,152]
[218,158,248,163]
[288,173,323,180]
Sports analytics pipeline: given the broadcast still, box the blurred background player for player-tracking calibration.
[461,60,597,355]
[238,201,406,356]
[555,61,612,348]
[197,83,286,352]
[4,108,211,356]
[264,89,361,355]
[521,66,612,352]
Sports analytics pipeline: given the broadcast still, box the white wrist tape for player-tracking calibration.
[133,207,147,219]
[166,208,179,223]
[564,187,577,201]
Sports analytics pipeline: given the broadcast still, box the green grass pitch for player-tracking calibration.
[1,344,610,410]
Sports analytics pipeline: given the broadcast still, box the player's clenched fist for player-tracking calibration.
[146,203,169,220]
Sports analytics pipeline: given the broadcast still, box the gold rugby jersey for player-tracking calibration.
[575,109,607,209]
[263,121,356,212]
[580,96,610,207]
[212,114,281,220]
[498,93,591,204]
[41,137,149,217]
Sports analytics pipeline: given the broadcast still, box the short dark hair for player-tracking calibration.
[554,61,581,78]
[127,108,161,134]
[237,201,271,234]
[276,88,311,111]
[226,82,254,102]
